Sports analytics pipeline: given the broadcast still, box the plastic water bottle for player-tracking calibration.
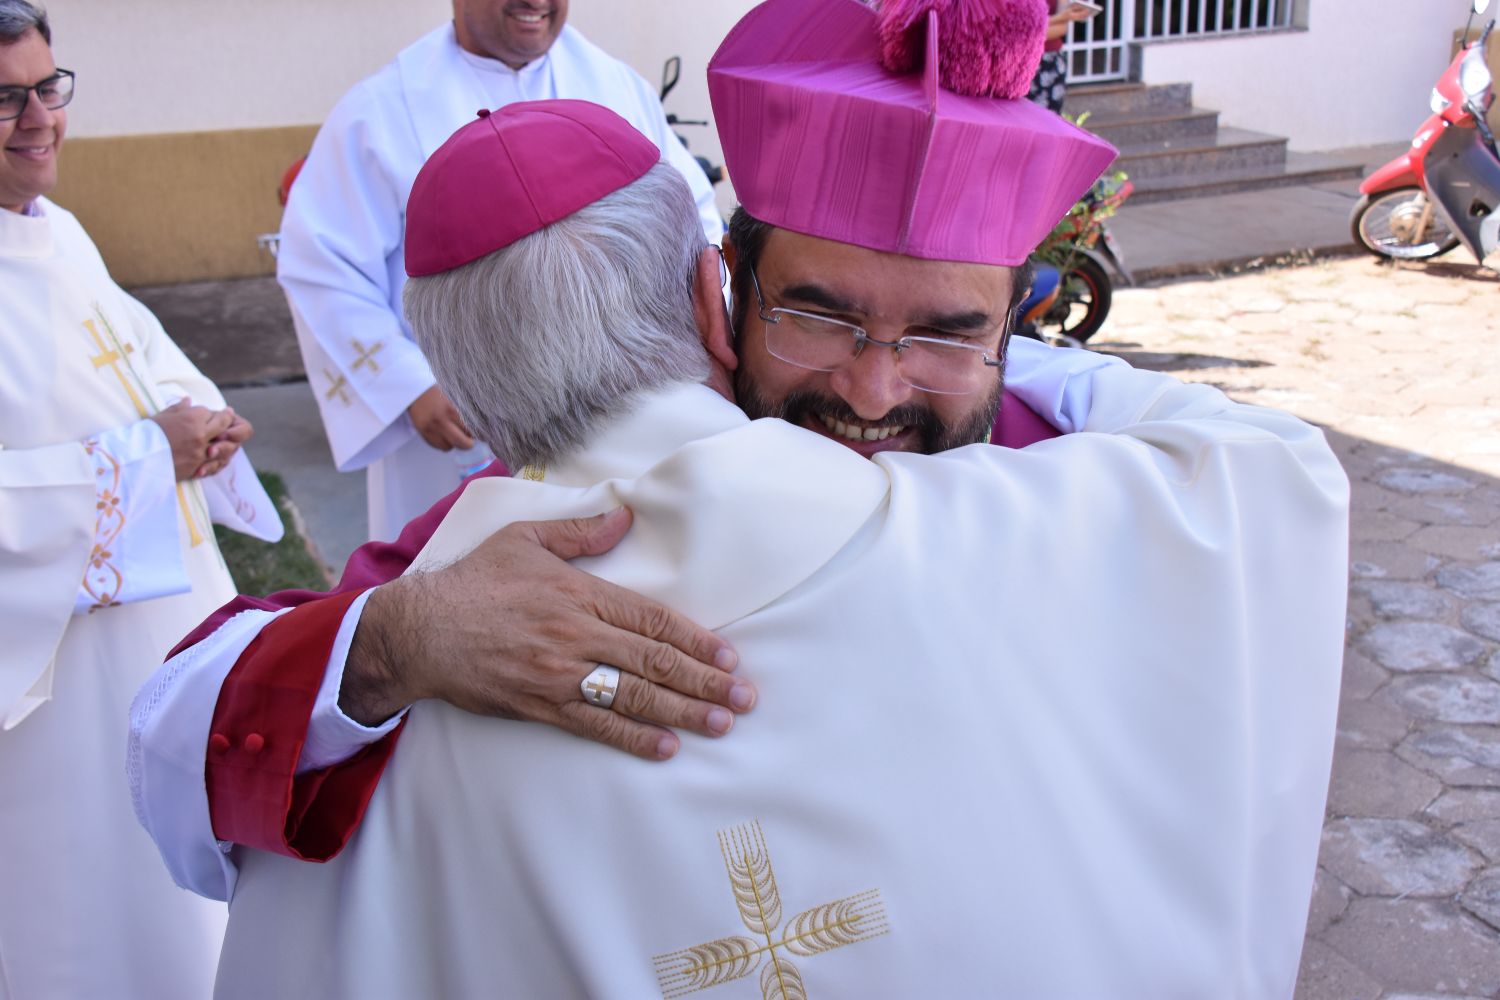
[451,443,493,481]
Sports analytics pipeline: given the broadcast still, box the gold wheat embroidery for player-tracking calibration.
[653,821,887,1000]
[760,957,806,1000]
[723,824,782,937]
[780,891,888,957]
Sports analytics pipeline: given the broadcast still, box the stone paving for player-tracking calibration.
[1098,254,1500,999]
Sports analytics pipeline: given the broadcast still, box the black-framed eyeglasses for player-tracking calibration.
[748,264,1006,396]
[0,69,75,122]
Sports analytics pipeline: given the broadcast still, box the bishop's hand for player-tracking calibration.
[341,507,754,760]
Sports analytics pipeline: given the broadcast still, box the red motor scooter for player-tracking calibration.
[1352,0,1498,267]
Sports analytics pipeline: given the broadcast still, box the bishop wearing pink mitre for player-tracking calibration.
[135,1,1347,997]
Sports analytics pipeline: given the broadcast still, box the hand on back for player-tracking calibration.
[344,508,756,761]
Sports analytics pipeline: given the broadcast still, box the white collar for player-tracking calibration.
[0,197,53,257]
[456,43,552,80]
[415,382,891,629]
[538,382,748,487]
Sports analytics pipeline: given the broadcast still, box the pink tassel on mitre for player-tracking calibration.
[877,0,1049,99]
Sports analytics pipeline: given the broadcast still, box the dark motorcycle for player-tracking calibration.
[1352,0,1497,268]
[660,56,725,188]
[1020,172,1133,348]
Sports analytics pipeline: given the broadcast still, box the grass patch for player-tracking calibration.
[214,471,332,594]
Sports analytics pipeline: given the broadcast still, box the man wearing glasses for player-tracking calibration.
[278,0,723,548]
[0,2,282,995]
[139,1,1347,992]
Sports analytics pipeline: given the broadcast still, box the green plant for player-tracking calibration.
[213,471,331,594]
[1035,168,1131,276]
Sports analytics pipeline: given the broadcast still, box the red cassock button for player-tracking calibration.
[208,733,230,754]
[243,733,265,755]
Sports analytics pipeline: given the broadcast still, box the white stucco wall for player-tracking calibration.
[46,0,1463,184]
[43,0,451,137]
[41,1,754,210]
[43,1,758,135]
[570,1,758,212]
[1138,0,1480,150]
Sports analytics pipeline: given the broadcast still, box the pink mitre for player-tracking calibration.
[709,0,1119,267]
[404,100,660,277]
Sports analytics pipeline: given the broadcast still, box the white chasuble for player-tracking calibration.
[217,371,1349,1000]
[0,199,280,999]
[278,22,724,542]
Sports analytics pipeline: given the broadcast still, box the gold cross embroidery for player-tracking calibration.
[518,464,546,482]
[653,821,888,999]
[84,318,147,417]
[83,308,206,546]
[323,367,351,406]
[351,338,384,374]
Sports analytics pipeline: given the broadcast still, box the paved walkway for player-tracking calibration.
[1100,254,1500,999]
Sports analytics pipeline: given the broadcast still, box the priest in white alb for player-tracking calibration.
[0,4,281,996]
[209,70,1347,1000]
[279,0,724,542]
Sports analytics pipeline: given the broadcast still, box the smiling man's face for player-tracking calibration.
[0,28,65,214]
[452,0,569,70]
[729,227,1014,457]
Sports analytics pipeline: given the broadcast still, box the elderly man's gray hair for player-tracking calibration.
[0,0,49,44]
[404,160,712,470]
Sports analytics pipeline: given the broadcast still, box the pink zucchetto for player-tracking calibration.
[708,0,1119,266]
[404,100,660,277]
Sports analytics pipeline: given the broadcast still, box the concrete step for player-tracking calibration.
[1107,178,1367,281]
[1124,150,1368,205]
[1063,81,1193,118]
[1080,107,1220,148]
[1113,126,1288,181]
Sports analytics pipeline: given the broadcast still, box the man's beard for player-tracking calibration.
[733,366,1005,454]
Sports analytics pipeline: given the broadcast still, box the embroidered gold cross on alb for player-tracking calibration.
[84,316,146,416]
[82,306,205,546]
[653,820,888,1000]
[322,367,351,406]
[350,338,384,374]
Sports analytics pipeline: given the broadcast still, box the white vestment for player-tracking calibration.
[129,340,1117,903]
[0,199,280,999]
[279,22,725,541]
[216,370,1349,999]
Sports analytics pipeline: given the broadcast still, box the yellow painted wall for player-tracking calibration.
[49,126,318,287]
[43,0,448,286]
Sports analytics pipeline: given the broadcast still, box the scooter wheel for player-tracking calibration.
[1038,256,1112,345]
[1351,188,1460,261]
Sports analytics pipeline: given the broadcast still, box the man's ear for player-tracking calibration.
[694,245,739,381]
